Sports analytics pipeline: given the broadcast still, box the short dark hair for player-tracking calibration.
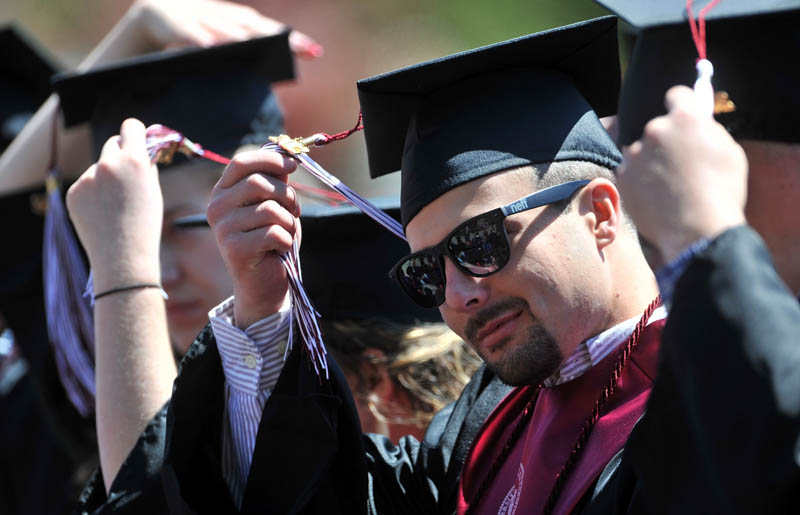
[524,160,637,235]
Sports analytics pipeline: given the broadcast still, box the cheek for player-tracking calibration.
[500,240,558,305]
[501,237,588,332]
[175,234,234,299]
[440,307,468,340]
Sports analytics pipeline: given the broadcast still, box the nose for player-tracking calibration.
[442,258,489,313]
[160,244,181,289]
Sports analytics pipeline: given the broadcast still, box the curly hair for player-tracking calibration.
[320,318,482,428]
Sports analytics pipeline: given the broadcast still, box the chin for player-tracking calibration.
[488,324,563,387]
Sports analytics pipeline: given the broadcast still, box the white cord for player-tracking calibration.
[693,59,715,117]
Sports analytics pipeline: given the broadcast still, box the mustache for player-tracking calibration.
[464,297,530,342]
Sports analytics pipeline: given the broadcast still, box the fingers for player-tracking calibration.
[177,25,218,47]
[200,18,249,44]
[215,149,297,189]
[221,172,298,212]
[99,135,122,164]
[212,199,297,240]
[664,85,701,115]
[119,118,147,154]
[223,225,295,268]
[288,30,324,59]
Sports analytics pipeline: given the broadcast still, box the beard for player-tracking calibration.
[465,298,563,386]
[486,322,563,386]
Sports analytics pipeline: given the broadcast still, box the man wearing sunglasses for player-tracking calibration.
[199,16,665,514]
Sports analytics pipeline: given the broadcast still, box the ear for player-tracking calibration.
[581,178,622,251]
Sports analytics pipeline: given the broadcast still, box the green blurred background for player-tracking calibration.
[0,0,615,195]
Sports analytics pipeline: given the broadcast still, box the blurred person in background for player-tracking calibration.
[0,24,81,514]
[0,1,319,512]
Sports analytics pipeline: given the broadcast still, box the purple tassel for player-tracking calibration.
[293,152,406,240]
[43,171,96,416]
[260,140,407,378]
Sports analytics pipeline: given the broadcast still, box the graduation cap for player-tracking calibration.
[596,0,800,145]
[52,31,296,159]
[299,199,442,325]
[356,16,623,227]
[0,24,60,152]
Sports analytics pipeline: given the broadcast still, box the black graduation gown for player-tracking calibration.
[76,324,510,514]
[0,187,98,514]
[584,226,800,513]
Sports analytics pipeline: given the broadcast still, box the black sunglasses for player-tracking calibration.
[389,180,590,308]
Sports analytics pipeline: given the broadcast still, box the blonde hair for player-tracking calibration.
[321,319,482,427]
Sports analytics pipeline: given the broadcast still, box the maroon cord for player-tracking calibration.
[315,112,363,145]
[542,296,660,514]
[686,0,722,61]
[466,296,661,515]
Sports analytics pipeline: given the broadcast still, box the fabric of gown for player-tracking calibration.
[75,323,511,514]
[584,226,800,514]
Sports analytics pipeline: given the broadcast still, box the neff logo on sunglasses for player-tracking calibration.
[507,198,529,214]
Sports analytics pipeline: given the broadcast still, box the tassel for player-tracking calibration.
[259,136,407,378]
[43,171,96,416]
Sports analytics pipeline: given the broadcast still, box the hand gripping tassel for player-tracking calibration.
[261,116,406,378]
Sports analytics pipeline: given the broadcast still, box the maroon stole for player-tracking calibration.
[458,318,665,515]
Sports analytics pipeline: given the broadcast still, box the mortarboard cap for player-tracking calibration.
[356,16,623,227]
[52,31,295,159]
[299,199,442,325]
[596,0,800,145]
[0,24,61,152]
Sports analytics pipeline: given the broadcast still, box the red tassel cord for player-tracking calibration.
[686,0,723,116]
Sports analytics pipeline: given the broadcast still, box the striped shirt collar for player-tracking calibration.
[543,306,667,387]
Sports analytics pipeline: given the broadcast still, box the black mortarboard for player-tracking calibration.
[596,0,800,145]
[0,24,60,152]
[52,31,295,159]
[299,199,442,324]
[356,16,623,227]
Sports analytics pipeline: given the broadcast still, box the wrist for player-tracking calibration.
[232,284,289,330]
[90,254,161,294]
[78,2,157,72]
[94,282,166,301]
[124,1,159,50]
[657,215,745,263]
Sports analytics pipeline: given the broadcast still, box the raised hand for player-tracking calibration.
[130,0,323,58]
[617,85,748,264]
[66,118,162,293]
[206,149,300,328]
